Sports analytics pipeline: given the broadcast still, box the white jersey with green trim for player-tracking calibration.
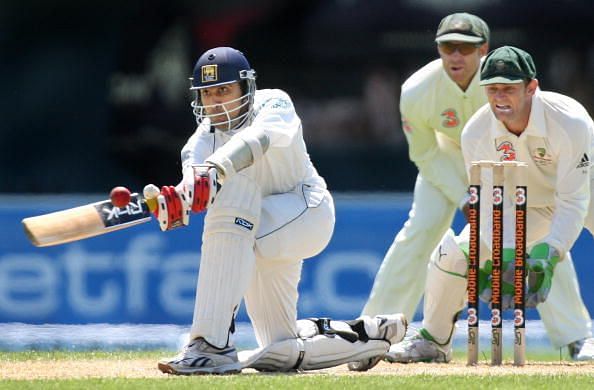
[180,88,327,196]
[461,89,594,255]
[400,59,488,206]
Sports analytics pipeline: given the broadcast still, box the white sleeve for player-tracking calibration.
[401,96,468,207]
[542,123,592,255]
[180,127,215,171]
[205,90,299,179]
[249,91,301,148]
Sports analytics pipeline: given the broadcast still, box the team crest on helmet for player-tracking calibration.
[201,65,218,83]
[441,109,459,128]
[496,141,516,161]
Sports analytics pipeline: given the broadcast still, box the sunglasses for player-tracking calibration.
[438,42,482,55]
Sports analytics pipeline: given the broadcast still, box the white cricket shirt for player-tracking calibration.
[400,59,488,206]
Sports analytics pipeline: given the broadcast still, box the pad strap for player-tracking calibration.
[344,319,369,342]
[304,318,359,343]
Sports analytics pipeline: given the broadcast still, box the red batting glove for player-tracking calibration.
[182,164,220,213]
[155,185,190,231]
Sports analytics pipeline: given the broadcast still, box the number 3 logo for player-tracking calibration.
[493,187,503,205]
[469,187,479,204]
[441,109,459,128]
[516,188,526,205]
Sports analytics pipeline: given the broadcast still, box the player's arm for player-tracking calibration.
[525,122,592,307]
[541,124,592,256]
[144,126,220,231]
[146,92,298,231]
[400,97,468,208]
[205,90,297,181]
[204,128,270,183]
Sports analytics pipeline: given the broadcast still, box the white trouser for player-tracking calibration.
[361,173,457,320]
[424,206,592,348]
[190,173,261,347]
[190,167,335,348]
[245,184,335,347]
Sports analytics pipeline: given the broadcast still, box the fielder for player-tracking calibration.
[389,46,594,362]
[361,13,490,322]
[146,47,407,375]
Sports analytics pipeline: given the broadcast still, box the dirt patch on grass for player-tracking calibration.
[330,360,594,376]
[2,359,593,380]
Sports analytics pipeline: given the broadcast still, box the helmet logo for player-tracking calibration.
[201,64,218,83]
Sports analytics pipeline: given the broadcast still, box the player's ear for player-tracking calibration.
[478,42,489,57]
[526,79,538,96]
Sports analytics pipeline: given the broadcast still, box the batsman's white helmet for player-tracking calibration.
[190,47,257,131]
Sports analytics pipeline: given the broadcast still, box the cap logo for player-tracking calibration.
[201,64,218,83]
[453,21,469,30]
[495,60,506,71]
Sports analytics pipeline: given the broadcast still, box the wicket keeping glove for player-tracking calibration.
[478,248,516,310]
[525,243,560,308]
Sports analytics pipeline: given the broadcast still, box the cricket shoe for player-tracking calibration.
[347,313,408,372]
[384,328,452,363]
[568,337,594,361]
[158,337,242,375]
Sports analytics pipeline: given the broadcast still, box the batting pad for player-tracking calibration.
[190,174,262,348]
[238,335,389,371]
[423,230,467,344]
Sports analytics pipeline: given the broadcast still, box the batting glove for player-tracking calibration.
[142,184,190,231]
[181,164,220,213]
[525,243,560,308]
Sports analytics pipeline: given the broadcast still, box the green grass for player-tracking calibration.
[2,375,594,390]
[0,350,166,362]
[1,350,592,389]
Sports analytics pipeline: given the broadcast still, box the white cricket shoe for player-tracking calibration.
[347,313,408,372]
[158,337,242,375]
[384,328,452,363]
[568,338,594,361]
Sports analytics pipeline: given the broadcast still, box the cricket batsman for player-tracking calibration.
[146,47,407,375]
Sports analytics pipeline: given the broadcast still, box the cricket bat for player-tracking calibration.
[22,193,153,247]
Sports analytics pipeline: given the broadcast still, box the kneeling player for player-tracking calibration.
[147,46,407,374]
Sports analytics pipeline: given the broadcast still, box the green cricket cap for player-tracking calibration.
[480,46,537,86]
[435,13,490,44]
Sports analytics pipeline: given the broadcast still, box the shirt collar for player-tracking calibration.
[440,66,481,97]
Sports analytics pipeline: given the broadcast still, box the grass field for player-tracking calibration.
[1,350,593,389]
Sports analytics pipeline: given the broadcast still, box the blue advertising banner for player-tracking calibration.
[1,194,593,324]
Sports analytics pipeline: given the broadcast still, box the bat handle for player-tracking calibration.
[145,197,158,213]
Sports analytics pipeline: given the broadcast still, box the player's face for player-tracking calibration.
[199,82,244,128]
[484,79,538,134]
[438,41,488,91]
